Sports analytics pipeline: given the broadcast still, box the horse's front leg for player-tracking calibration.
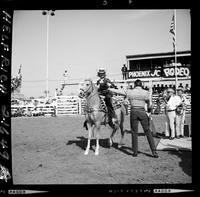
[95,123,101,155]
[84,123,93,155]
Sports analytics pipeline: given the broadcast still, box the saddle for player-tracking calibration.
[99,95,122,113]
[83,96,122,125]
[100,96,122,125]
[84,96,121,113]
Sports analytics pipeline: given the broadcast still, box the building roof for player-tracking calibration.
[126,50,191,60]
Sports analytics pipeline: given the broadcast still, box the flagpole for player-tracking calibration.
[174,9,178,94]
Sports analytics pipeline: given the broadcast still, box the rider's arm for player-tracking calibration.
[106,79,118,89]
[109,88,127,96]
[96,79,100,85]
[96,80,100,88]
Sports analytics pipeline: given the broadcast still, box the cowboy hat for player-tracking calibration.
[177,87,184,92]
[167,88,175,93]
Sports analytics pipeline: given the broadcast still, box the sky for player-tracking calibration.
[11,9,191,98]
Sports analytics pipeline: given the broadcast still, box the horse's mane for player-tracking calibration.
[84,78,98,92]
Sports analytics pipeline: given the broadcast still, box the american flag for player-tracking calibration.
[169,14,176,51]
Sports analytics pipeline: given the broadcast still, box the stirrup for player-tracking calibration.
[99,95,105,99]
[112,118,117,124]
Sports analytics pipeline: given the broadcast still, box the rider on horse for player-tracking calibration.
[96,68,118,125]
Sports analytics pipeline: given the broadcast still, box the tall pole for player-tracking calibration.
[174,9,178,93]
[42,10,55,99]
[46,12,49,99]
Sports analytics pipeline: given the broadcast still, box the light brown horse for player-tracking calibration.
[78,78,126,155]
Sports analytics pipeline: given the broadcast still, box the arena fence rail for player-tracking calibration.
[11,94,191,117]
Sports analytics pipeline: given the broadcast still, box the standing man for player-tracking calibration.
[109,79,158,158]
[162,88,170,138]
[165,88,181,139]
[175,87,190,138]
[121,64,128,80]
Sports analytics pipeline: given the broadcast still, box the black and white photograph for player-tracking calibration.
[0,4,194,195]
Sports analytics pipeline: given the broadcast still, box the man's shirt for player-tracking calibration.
[166,95,181,111]
[126,87,150,109]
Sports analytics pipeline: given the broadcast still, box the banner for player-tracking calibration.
[128,66,190,79]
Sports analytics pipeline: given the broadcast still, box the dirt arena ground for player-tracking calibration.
[12,114,192,184]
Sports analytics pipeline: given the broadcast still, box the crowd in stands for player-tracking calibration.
[144,83,191,94]
[119,83,191,95]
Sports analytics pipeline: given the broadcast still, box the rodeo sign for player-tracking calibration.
[128,66,190,79]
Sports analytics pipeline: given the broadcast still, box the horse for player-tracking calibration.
[78,78,126,155]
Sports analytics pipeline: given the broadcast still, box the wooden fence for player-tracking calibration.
[11,94,191,117]
[56,95,81,115]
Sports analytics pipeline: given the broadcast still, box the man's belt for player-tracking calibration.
[167,109,175,112]
[131,107,145,111]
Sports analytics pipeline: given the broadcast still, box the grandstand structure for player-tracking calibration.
[125,50,191,89]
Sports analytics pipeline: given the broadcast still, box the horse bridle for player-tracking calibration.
[80,80,94,98]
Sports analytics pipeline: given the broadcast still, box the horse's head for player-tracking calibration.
[78,78,95,98]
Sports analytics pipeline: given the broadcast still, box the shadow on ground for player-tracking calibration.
[67,132,161,158]
[168,150,192,177]
[112,143,156,158]
[66,136,111,151]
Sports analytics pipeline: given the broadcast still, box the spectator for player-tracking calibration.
[155,97,161,114]
[185,84,190,93]
[165,88,181,140]
[161,84,164,92]
[157,84,161,94]
[52,106,57,117]
[121,64,128,80]
[153,85,157,94]
[161,89,169,138]
[175,87,190,138]
[178,83,184,89]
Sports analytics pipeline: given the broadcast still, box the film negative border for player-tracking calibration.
[0,10,13,185]
[0,0,192,9]
[0,5,197,196]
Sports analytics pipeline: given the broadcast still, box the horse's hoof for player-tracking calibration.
[95,152,99,155]
[84,151,89,155]
[118,143,124,149]
[118,144,122,148]
[108,139,113,148]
